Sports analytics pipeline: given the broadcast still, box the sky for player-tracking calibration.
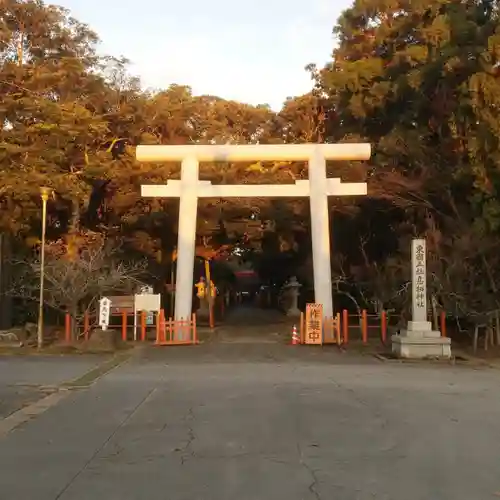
[53,0,352,110]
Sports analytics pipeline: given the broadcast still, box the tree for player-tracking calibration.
[8,233,146,340]
[309,0,500,335]
[0,0,112,234]
[6,0,500,341]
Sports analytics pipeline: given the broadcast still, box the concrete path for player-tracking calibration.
[0,355,110,419]
[1,346,500,499]
[0,355,110,386]
[210,305,294,343]
[224,305,289,326]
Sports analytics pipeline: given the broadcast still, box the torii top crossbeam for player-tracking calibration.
[136,143,371,162]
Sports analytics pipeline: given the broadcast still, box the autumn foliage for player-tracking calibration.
[2,0,500,328]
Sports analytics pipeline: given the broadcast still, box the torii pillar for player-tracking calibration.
[136,144,371,324]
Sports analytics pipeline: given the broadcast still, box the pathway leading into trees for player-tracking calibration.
[225,304,288,326]
[213,304,293,343]
[1,347,500,499]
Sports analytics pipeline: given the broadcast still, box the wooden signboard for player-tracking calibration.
[305,303,323,345]
[107,295,134,314]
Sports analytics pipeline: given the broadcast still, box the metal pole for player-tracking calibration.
[0,233,3,329]
[37,187,51,349]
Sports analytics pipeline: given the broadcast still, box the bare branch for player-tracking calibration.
[7,238,148,322]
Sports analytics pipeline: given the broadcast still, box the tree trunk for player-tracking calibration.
[66,201,81,260]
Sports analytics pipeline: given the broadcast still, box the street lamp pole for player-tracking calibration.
[37,187,52,349]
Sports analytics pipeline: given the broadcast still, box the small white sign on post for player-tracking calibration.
[99,297,111,331]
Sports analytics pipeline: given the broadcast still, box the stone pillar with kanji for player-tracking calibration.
[392,239,451,358]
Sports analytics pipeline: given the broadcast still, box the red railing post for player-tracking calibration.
[158,309,166,344]
[168,317,173,343]
[381,310,387,344]
[361,310,368,344]
[440,311,447,337]
[335,313,341,344]
[65,313,71,343]
[192,313,197,344]
[155,310,160,344]
[140,311,146,341]
[342,309,349,344]
[122,311,127,341]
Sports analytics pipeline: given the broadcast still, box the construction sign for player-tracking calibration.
[305,303,323,345]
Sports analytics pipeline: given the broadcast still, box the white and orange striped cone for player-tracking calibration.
[290,325,300,345]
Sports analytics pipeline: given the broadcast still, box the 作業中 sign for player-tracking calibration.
[305,303,323,345]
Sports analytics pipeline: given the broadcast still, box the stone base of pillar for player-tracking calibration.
[391,331,451,359]
[285,308,301,317]
[197,300,210,321]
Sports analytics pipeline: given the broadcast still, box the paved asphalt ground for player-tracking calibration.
[0,355,109,419]
[1,341,500,500]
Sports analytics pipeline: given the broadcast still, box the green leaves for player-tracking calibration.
[308,0,500,315]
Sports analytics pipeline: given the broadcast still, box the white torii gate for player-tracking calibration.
[137,143,371,323]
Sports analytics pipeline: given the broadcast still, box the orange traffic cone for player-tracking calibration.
[290,325,300,345]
